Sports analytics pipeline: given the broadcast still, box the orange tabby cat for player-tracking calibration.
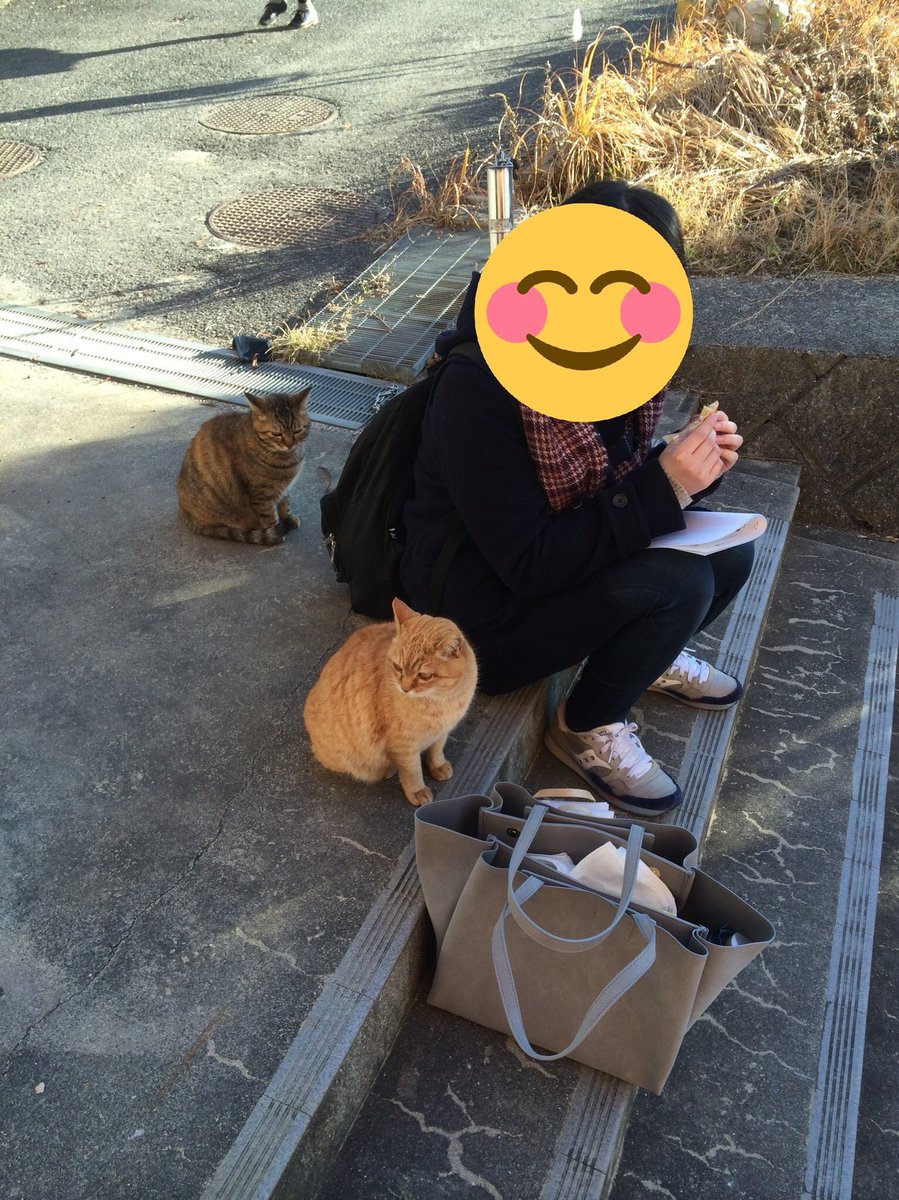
[177,389,310,545]
[303,598,478,806]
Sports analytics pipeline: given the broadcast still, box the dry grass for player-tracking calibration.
[270,315,351,365]
[357,269,393,298]
[270,271,395,365]
[389,0,899,274]
[389,144,486,234]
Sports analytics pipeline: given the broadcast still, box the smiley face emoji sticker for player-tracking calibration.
[475,203,693,422]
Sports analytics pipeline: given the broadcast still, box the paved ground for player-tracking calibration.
[0,356,499,1199]
[0,360,360,1195]
[0,4,671,1197]
[3,4,897,1199]
[0,0,664,344]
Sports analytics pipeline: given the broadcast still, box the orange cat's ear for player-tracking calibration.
[245,392,267,410]
[291,387,312,408]
[440,635,463,658]
[392,597,419,625]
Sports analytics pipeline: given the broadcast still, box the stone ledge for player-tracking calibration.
[676,348,897,536]
[689,275,899,359]
[675,275,898,537]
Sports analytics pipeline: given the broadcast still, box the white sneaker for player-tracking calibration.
[544,706,682,817]
[648,650,742,710]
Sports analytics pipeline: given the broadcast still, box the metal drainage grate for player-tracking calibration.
[207,186,378,249]
[199,94,338,135]
[0,139,44,180]
[0,306,400,430]
[301,228,487,382]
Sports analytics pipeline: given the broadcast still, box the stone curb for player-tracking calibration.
[676,274,898,538]
[676,344,897,537]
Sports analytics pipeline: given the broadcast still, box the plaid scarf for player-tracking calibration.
[519,391,666,513]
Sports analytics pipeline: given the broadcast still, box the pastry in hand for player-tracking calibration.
[661,399,721,444]
[685,400,720,428]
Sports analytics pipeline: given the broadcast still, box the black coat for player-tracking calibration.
[400,274,702,692]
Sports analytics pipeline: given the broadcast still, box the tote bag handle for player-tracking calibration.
[491,805,656,1063]
[506,805,645,951]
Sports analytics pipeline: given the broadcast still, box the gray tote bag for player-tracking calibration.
[416,788,774,1094]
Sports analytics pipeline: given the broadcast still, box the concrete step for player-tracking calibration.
[312,505,898,1200]
[198,668,580,1200]
[302,461,802,1200]
[610,532,899,1200]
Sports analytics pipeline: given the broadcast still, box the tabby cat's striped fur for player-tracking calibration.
[177,389,310,545]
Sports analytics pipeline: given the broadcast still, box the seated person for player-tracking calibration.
[400,180,749,817]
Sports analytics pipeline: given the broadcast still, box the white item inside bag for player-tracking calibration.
[569,843,678,915]
[527,852,577,875]
[540,799,615,817]
[533,788,615,819]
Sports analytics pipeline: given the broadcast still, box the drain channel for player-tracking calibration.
[301,228,487,382]
[0,307,400,430]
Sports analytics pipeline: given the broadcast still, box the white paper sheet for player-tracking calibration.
[648,510,767,556]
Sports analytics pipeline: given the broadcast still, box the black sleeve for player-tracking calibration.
[429,363,687,598]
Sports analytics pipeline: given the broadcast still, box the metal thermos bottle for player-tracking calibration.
[486,151,514,252]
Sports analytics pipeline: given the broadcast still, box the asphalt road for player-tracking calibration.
[0,0,670,344]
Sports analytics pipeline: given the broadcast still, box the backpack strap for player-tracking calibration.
[422,341,487,614]
[444,341,487,370]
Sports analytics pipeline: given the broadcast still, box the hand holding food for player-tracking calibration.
[661,399,721,444]
[713,416,742,465]
[659,414,730,495]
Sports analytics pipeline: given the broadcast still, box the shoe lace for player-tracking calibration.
[595,722,653,781]
[671,649,710,686]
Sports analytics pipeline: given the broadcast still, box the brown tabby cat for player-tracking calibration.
[304,598,478,806]
[177,389,311,544]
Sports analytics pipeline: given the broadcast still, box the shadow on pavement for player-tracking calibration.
[0,70,310,124]
[0,28,291,82]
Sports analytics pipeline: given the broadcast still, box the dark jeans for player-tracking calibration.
[565,543,754,729]
[471,542,754,728]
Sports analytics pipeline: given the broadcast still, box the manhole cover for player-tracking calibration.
[207,186,378,248]
[199,94,338,135]
[0,140,44,180]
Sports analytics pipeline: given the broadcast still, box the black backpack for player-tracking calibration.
[320,343,483,620]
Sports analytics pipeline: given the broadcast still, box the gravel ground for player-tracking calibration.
[0,0,669,344]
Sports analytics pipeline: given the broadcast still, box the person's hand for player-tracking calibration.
[712,412,743,473]
[660,412,739,495]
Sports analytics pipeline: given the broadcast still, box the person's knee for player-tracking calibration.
[653,550,715,613]
[711,541,755,596]
[608,551,715,624]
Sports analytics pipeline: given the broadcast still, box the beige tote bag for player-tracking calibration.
[416,788,774,1093]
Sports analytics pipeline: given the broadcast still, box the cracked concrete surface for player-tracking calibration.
[318,1000,583,1200]
[389,1085,513,1200]
[610,531,899,1200]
